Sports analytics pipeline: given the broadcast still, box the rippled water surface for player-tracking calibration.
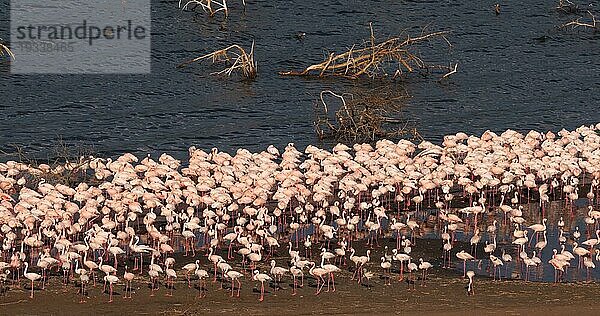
[1,0,600,159]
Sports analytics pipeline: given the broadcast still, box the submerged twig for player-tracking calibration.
[178,41,257,80]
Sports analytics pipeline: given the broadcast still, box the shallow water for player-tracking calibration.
[1,0,600,159]
[416,198,600,283]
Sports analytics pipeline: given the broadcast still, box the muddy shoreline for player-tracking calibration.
[1,238,599,315]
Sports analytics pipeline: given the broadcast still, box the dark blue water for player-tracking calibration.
[1,0,600,159]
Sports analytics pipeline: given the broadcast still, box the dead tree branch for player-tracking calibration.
[177,41,257,80]
[556,0,581,14]
[560,10,598,30]
[280,24,453,80]
[440,62,458,81]
[314,88,421,143]
[0,41,15,61]
[179,0,246,17]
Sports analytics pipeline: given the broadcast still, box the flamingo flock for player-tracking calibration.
[1,124,600,302]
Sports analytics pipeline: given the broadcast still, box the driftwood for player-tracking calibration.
[0,41,14,61]
[177,42,257,80]
[314,88,421,143]
[179,0,246,17]
[560,10,598,30]
[280,23,454,80]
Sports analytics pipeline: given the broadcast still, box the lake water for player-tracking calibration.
[1,0,600,160]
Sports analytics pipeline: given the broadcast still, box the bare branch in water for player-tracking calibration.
[178,41,257,80]
[560,10,599,30]
[179,0,246,17]
[555,0,582,14]
[280,24,454,80]
[440,63,458,81]
[0,41,15,61]
[314,88,421,143]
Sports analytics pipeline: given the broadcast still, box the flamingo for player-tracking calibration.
[289,265,303,296]
[321,248,335,263]
[108,238,126,269]
[304,235,313,258]
[148,268,160,296]
[394,252,411,281]
[223,227,240,260]
[581,229,600,253]
[182,260,199,288]
[74,261,89,303]
[470,228,481,258]
[195,266,209,298]
[288,241,300,260]
[466,270,475,295]
[456,250,474,277]
[443,239,453,268]
[308,262,328,295]
[123,265,135,298]
[407,258,418,291]
[572,242,590,269]
[23,262,41,299]
[380,257,392,285]
[99,256,117,292]
[528,218,547,246]
[247,247,262,271]
[334,240,347,266]
[350,249,370,282]
[252,270,272,302]
[208,247,223,282]
[418,258,432,286]
[83,251,98,286]
[269,260,287,290]
[489,254,503,280]
[226,269,243,297]
[104,275,119,302]
[502,249,512,278]
[320,256,341,292]
[165,268,177,296]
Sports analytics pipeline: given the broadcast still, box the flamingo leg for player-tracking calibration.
[331,273,336,292]
[259,281,264,301]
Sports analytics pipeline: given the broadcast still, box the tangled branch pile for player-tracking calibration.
[0,41,14,61]
[177,42,257,80]
[0,141,95,187]
[314,89,421,143]
[179,0,246,17]
[280,24,454,80]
